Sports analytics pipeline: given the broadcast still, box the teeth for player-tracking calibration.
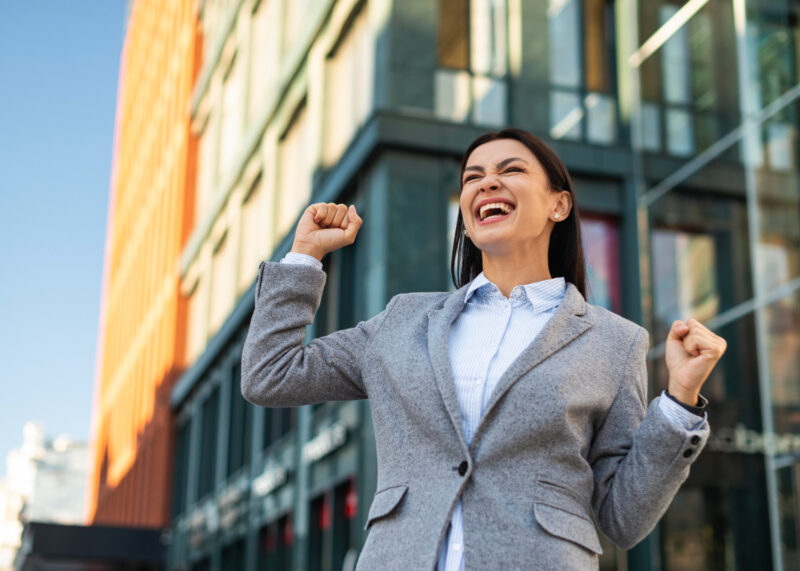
[479,202,514,220]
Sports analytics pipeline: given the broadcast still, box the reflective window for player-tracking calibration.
[548,0,617,144]
[581,216,621,313]
[197,386,219,500]
[277,101,311,238]
[435,0,507,125]
[324,5,374,165]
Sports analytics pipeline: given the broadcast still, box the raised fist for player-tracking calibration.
[665,318,727,406]
[290,203,363,261]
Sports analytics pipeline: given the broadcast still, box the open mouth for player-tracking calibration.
[477,201,515,222]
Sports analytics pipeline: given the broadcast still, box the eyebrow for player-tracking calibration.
[463,157,528,174]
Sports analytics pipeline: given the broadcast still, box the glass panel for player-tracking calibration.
[766,290,800,437]
[332,479,357,569]
[210,230,234,333]
[585,92,617,144]
[277,102,311,238]
[438,0,469,70]
[548,0,581,88]
[172,421,190,517]
[747,0,800,111]
[239,174,270,294]
[227,362,252,477]
[665,108,694,156]
[649,188,754,345]
[198,387,219,499]
[756,122,800,293]
[470,0,507,77]
[249,0,281,122]
[642,101,662,151]
[435,69,471,122]
[550,90,582,140]
[324,5,374,164]
[222,539,245,571]
[581,216,621,313]
[472,75,506,126]
[778,464,800,570]
[638,0,740,165]
[219,55,243,179]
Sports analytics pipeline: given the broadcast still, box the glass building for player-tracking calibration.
[164,0,800,569]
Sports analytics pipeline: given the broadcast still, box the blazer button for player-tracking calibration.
[458,461,468,476]
[691,435,701,445]
[683,449,694,458]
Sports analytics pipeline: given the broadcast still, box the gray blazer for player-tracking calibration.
[241,262,709,570]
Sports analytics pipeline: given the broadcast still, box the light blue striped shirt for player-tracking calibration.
[279,253,704,569]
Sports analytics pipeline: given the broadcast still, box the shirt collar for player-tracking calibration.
[464,272,567,312]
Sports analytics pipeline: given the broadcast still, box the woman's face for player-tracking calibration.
[459,138,570,257]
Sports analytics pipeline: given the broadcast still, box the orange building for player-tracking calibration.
[87,0,201,527]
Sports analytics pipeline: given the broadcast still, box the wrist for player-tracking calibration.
[667,384,701,407]
[290,241,325,261]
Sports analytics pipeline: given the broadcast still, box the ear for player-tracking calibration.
[552,191,572,221]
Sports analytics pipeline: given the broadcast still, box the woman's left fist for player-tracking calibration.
[665,318,727,406]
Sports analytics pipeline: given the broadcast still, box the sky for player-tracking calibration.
[0,3,127,471]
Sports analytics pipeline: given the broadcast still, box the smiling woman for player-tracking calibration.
[241,127,728,570]
[451,129,586,298]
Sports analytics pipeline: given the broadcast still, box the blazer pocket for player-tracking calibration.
[364,485,408,531]
[533,480,603,555]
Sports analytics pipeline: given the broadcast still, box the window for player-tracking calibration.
[324,5,374,164]
[196,116,218,221]
[249,0,281,122]
[435,0,507,125]
[186,276,209,364]
[227,362,252,477]
[581,216,621,313]
[548,0,617,144]
[308,493,329,570]
[171,420,190,518]
[239,174,271,294]
[263,407,297,450]
[277,101,312,238]
[258,512,294,570]
[332,478,358,568]
[197,387,219,499]
[222,539,245,571]
[219,55,244,178]
[209,230,234,333]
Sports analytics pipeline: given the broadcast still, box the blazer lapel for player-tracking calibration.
[474,282,593,441]
[427,287,470,452]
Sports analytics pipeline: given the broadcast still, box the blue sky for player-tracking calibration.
[0,3,126,472]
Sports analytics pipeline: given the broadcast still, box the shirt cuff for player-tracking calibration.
[280,252,323,270]
[658,390,707,431]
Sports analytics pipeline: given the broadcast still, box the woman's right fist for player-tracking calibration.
[290,203,363,260]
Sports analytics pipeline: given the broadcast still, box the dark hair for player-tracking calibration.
[450,128,587,298]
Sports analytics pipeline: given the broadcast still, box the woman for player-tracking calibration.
[241,128,726,570]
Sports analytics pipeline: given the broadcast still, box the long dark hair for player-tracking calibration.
[450,128,587,298]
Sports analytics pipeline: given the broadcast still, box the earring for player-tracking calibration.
[553,214,560,219]
[463,228,468,238]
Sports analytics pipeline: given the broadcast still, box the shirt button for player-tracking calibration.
[458,461,468,476]
[691,435,701,445]
[683,449,694,458]
[453,543,462,551]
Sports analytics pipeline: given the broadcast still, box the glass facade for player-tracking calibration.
[628,0,800,568]
[165,0,800,569]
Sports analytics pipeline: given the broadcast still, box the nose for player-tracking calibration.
[480,174,500,193]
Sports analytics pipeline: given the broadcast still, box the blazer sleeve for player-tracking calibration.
[587,327,710,550]
[241,261,395,407]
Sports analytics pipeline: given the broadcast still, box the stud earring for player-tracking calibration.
[463,228,468,237]
[553,214,560,219]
